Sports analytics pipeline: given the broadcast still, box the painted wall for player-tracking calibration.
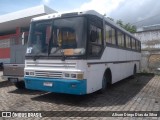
[0,27,23,64]
[0,37,11,63]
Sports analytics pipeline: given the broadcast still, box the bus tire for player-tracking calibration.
[99,75,107,93]
[14,81,25,89]
[0,62,3,70]
[99,69,111,94]
[131,65,137,79]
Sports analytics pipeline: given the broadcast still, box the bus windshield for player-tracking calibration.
[26,17,86,57]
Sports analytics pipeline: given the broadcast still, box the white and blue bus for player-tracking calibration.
[24,10,141,95]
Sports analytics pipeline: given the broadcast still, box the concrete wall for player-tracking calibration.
[134,30,160,73]
[141,50,160,73]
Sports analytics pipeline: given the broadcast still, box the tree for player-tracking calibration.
[107,17,114,22]
[116,19,136,33]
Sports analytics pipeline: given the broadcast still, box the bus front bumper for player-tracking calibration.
[24,77,87,95]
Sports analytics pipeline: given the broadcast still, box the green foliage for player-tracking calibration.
[116,20,137,33]
[107,17,114,22]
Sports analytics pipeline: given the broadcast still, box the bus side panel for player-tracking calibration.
[86,64,106,94]
[109,62,138,84]
[88,47,141,86]
[101,47,118,62]
[86,60,140,94]
[102,47,141,62]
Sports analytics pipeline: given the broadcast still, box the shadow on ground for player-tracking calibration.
[13,74,155,107]
[30,74,154,107]
[0,80,13,88]
[9,88,46,95]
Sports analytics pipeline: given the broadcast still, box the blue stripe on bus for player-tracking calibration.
[24,77,86,95]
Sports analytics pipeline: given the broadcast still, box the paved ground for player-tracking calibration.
[0,72,160,120]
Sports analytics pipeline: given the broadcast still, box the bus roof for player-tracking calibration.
[31,10,138,41]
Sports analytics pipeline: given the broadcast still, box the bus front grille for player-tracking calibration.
[35,71,63,78]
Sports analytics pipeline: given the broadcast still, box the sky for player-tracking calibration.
[0,0,160,27]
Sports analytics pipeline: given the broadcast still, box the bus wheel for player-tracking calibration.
[14,81,25,89]
[99,75,107,93]
[131,65,137,79]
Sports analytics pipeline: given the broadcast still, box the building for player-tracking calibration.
[134,25,160,72]
[0,5,56,64]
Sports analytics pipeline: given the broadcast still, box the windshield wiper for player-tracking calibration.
[33,46,48,61]
[50,47,66,61]
[60,49,66,61]
[33,52,41,61]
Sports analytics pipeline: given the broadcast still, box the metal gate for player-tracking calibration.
[10,45,27,64]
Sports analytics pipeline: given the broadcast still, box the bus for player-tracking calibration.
[24,10,141,95]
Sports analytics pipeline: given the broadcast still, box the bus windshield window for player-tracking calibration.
[26,21,52,56]
[26,17,86,57]
[50,17,86,56]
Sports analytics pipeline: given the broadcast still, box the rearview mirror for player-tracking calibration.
[22,32,25,45]
[90,31,97,42]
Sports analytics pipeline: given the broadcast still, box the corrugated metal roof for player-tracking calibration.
[0,5,57,34]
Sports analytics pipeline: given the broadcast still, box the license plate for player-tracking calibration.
[9,78,18,83]
[43,82,53,87]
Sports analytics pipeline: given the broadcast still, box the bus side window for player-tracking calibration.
[105,25,116,45]
[89,24,103,57]
[126,35,131,49]
[90,31,97,42]
[136,40,139,51]
[132,38,136,50]
[117,31,125,47]
[138,41,141,51]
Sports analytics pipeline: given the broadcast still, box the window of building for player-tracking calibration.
[105,25,116,45]
[0,39,10,48]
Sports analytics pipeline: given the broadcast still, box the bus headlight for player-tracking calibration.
[71,74,76,79]
[30,72,35,76]
[77,73,84,80]
[25,71,35,76]
[63,73,84,80]
[64,73,70,78]
[25,72,29,76]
